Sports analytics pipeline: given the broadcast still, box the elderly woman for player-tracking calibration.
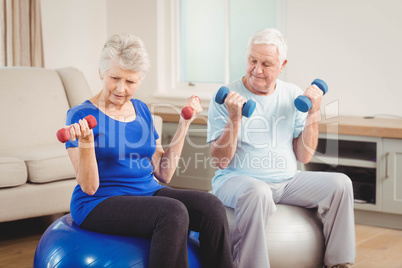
[64,33,233,268]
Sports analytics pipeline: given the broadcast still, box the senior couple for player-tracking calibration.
[63,28,355,268]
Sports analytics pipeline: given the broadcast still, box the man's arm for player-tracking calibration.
[293,84,323,163]
[210,91,246,169]
[210,119,241,169]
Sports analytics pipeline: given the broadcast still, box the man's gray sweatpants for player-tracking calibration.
[215,171,356,268]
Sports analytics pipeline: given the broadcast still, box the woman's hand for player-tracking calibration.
[181,95,203,123]
[69,118,94,146]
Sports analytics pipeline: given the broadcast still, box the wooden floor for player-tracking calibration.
[1,215,402,268]
[353,224,402,268]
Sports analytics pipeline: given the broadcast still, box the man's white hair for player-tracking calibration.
[247,28,287,66]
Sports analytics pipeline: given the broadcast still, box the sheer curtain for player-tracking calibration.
[0,0,44,67]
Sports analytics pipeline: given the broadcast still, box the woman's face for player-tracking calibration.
[100,62,142,107]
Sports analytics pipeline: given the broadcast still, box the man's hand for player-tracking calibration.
[224,91,247,123]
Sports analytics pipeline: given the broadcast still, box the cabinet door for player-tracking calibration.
[383,138,402,214]
[161,122,216,191]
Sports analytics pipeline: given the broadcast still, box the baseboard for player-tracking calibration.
[355,209,402,230]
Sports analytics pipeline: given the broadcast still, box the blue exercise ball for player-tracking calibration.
[34,214,202,268]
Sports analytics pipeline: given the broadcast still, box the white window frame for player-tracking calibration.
[153,0,230,103]
[153,0,286,105]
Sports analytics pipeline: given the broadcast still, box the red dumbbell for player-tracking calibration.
[181,96,201,120]
[56,115,97,143]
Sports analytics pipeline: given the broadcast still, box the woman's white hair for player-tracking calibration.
[247,28,288,66]
[99,33,150,79]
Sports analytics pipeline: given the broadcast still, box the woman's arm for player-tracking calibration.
[67,118,99,195]
[152,96,202,184]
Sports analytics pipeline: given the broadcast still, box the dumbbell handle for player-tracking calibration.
[181,96,201,120]
[215,86,256,118]
[294,79,328,113]
[57,115,97,143]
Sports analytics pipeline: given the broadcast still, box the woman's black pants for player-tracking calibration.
[80,187,233,268]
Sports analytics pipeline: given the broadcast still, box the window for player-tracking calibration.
[154,0,278,100]
[180,0,226,84]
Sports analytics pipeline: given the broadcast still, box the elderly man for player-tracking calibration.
[207,28,355,268]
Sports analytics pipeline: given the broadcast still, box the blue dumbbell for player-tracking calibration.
[215,86,256,118]
[294,79,328,113]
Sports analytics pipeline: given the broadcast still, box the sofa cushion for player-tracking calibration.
[0,179,76,222]
[0,144,75,184]
[0,157,27,188]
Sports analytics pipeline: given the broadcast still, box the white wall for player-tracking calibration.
[41,0,107,95]
[282,0,402,117]
[106,0,159,103]
[40,0,402,117]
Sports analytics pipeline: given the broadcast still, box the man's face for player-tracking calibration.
[244,44,287,96]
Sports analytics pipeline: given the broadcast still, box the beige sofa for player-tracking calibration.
[0,67,93,222]
[0,67,162,223]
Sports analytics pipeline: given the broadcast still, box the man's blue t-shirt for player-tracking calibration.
[207,79,307,193]
[65,99,163,225]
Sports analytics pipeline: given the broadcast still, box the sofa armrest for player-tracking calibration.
[56,67,93,108]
